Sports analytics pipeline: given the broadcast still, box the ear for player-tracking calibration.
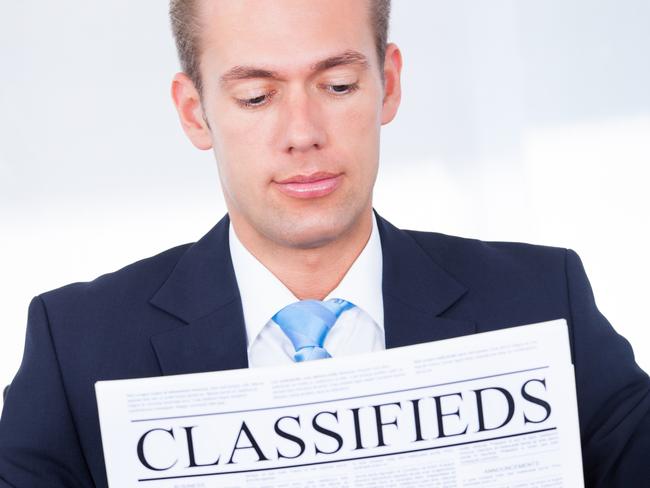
[380,43,403,125]
[171,72,213,150]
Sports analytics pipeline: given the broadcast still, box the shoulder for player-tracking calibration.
[18,241,199,386]
[403,228,570,278]
[399,228,576,324]
[38,242,192,317]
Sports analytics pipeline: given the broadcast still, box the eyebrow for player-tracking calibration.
[219,50,370,85]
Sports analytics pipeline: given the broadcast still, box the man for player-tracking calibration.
[0,1,648,487]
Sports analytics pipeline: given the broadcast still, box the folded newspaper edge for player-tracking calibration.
[96,319,584,487]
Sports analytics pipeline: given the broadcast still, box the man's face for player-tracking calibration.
[179,0,401,249]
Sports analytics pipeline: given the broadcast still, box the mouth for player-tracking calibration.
[274,172,342,199]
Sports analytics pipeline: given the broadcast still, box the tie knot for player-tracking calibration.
[272,298,355,362]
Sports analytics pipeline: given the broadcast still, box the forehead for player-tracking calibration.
[197,0,376,74]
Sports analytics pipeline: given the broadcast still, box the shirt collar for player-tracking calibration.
[229,214,384,351]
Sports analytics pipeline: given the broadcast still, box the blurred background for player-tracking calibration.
[1,0,649,405]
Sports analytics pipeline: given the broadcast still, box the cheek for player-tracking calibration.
[341,104,379,131]
[211,111,277,188]
[208,90,275,157]
[330,100,381,169]
[215,112,269,159]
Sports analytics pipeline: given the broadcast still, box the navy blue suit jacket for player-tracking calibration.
[1,214,648,487]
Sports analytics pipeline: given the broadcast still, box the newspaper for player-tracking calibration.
[96,319,584,487]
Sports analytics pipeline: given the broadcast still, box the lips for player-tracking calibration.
[274,172,342,199]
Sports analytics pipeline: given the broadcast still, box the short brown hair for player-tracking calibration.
[169,0,392,94]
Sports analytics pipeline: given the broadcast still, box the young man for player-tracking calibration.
[0,1,648,487]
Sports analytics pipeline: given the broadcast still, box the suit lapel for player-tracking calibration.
[147,212,476,376]
[149,215,249,375]
[376,214,476,348]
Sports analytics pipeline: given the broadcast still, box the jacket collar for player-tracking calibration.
[150,214,237,323]
[149,213,475,376]
[149,215,249,375]
[376,214,475,348]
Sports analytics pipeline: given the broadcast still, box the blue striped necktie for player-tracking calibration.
[272,298,355,362]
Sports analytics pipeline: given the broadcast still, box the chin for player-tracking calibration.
[279,223,344,250]
[269,211,356,250]
[245,193,371,250]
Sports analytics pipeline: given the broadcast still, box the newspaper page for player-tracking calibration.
[96,319,584,487]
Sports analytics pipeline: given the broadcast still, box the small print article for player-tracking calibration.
[96,319,584,487]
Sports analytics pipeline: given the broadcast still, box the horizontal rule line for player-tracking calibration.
[131,366,549,423]
[138,427,557,482]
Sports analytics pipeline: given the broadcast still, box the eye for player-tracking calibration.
[236,90,276,109]
[324,82,360,96]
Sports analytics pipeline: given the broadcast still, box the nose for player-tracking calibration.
[278,88,327,154]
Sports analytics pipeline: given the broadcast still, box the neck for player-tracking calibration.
[231,211,374,300]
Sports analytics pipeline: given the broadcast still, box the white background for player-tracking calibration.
[1,0,649,399]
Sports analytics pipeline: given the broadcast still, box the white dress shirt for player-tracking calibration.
[229,215,384,368]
